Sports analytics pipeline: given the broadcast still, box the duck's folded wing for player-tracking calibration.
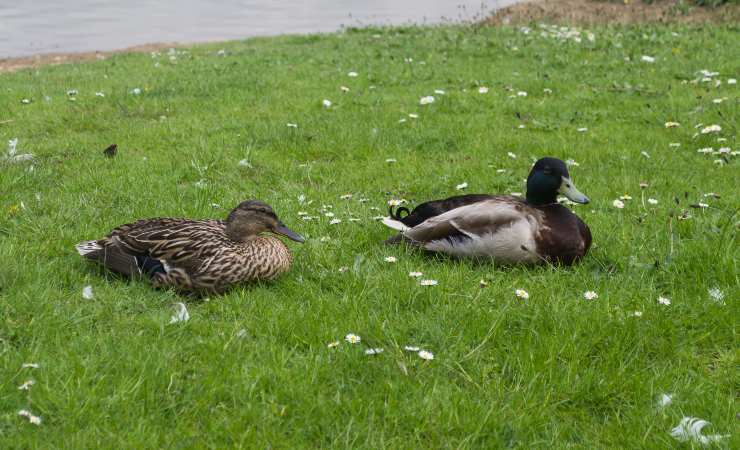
[106,219,225,269]
[403,199,528,243]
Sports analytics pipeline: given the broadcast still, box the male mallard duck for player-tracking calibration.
[382,157,592,265]
[76,200,304,293]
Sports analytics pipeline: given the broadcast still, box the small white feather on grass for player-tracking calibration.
[418,350,434,360]
[18,410,42,425]
[17,380,35,390]
[657,393,673,408]
[82,285,94,300]
[169,303,190,324]
[670,417,728,445]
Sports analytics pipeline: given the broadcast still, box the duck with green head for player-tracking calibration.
[382,157,592,265]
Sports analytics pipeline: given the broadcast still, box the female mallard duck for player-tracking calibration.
[76,200,304,293]
[382,157,592,265]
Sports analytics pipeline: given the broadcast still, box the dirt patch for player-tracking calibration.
[0,42,178,74]
[486,0,739,26]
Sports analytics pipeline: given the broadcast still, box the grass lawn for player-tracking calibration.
[1,22,737,448]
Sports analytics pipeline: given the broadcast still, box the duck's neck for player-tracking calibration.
[526,172,558,205]
[225,222,260,242]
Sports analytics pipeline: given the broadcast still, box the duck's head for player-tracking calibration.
[226,200,305,243]
[526,157,589,206]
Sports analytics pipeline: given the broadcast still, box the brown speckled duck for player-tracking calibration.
[76,200,304,293]
[382,157,592,265]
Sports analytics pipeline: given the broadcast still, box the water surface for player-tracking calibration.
[0,0,517,58]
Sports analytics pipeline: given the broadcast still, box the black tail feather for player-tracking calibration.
[388,205,411,221]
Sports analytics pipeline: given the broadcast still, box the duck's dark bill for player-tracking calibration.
[274,224,305,243]
[558,177,590,204]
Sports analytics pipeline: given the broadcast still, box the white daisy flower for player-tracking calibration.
[324,212,335,217]
[338,266,349,273]
[420,279,438,286]
[388,199,406,207]
[408,113,419,119]
[347,71,358,77]
[516,91,527,97]
[648,198,658,205]
[577,127,588,132]
[434,89,445,95]
[619,194,632,200]
[478,86,489,94]
[404,345,420,352]
[408,271,423,278]
[514,289,529,299]
[507,152,517,159]
[66,89,78,96]
[329,218,341,225]
[130,88,141,95]
[631,311,643,317]
[419,95,435,105]
[339,194,353,200]
[640,55,655,63]
[322,99,332,108]
[583,291,598,300]
[664,121,680,128]
[327,341,340,348]
[418,350,434,360]
[657,296,671,306]
[700,124,721,134]
[365,348,384,355]
[456,182,468,190]
[95,92,105,97]
[169,303,190,323]
[612,199,625,209]
[384,256,397,263]
[668,143,680,148]
[340,86,349,92]
[345,333,361,344]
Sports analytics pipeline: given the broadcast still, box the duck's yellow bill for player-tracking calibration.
[559,177,590,204]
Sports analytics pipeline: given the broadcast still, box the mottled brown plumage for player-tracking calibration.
[76,200,304,294]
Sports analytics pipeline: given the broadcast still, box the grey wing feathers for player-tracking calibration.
[403,199,529,243]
